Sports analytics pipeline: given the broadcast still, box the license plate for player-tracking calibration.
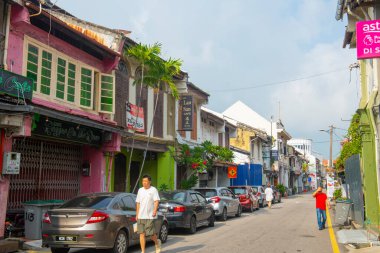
[159,208,167,213]
[55,235,77,242]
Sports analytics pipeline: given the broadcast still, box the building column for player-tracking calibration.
[0,131,13,238]
[359,109,380,233]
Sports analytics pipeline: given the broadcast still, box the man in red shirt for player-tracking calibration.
[312,187,330,230]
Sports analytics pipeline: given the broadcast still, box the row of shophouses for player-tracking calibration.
[335,0,380,237]
[0,0,321,238]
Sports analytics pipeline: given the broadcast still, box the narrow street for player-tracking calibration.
[24,194,334,253]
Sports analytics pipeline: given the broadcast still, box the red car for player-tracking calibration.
[228,186,259,212]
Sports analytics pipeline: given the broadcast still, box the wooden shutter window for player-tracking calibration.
[178,103,185,138]
[153,90,164,138]
[191,104,197,140]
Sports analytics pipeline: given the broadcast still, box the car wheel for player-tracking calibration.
[188,216,197,234]
[110,230,128,253]
[221,207,228,221]
[51,248,70,253]
[159,222,169,243]
[235,205,242,217]
[208,212,215,227]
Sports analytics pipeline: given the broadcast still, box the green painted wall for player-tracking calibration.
[110,146,176,193]
[157,149,176,190]
[359,109,380,233]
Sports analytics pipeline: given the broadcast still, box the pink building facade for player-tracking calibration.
[0,1,123,238]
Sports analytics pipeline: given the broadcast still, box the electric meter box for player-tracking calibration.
[2,152,21,175]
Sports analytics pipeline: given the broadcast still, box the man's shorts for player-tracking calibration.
[137,219,156,236]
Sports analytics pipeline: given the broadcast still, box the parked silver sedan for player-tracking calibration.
[193,187,242,221]
[42,192,168,253]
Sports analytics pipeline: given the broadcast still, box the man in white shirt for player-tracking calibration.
[136,174,161,253]
[265,183,274,209]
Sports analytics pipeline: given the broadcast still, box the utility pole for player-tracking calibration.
[320,125,336,170]
[329,125,333,170]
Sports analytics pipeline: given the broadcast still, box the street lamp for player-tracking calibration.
[319,127,334,170]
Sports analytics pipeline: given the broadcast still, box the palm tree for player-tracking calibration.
[125,43,182,192]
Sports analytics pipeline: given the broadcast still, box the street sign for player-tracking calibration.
[228,166,237,179]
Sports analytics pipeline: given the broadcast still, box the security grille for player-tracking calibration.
[7,138,82,211]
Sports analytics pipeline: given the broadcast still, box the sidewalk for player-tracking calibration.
[328,203,380,253]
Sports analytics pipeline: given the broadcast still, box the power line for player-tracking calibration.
[209,68,346,93]
[313,140,342,144]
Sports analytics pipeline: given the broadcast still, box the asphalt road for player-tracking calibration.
[24,193,334,253]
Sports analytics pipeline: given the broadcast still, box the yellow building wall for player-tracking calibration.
[230,127,256,152]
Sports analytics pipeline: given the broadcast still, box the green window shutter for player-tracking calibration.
[26,44,39,91]
[56,58,66,100]
[99,74,114,113]
[67,63,76,103]
[40,50,52,95]
[80,67,93,108]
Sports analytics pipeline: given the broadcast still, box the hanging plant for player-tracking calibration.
[171,141,234,174]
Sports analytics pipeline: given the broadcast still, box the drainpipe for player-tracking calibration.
[3,3,10,69]
[28,0,43,17]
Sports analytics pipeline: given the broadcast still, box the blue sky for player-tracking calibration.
[57,0,357,159]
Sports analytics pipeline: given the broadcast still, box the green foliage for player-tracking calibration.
[180,174,199,190]
[277,184,286,196]
[158,183,169,192]
[333,188,342,200]
[335,113,362,171]
[125,43,182,99]
[172,141,235,174]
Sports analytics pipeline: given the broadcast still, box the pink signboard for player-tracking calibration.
[357,20,380,59]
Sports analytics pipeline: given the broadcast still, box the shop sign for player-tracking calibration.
[126,102,145,133]
[357,20,380,59]
[228,166,238,179]
[32,114,103,145]
[0,69,33,102]
[181,95,193,131]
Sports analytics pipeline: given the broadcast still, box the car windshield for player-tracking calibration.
[159,192,186,202]
[230,188,247,195]
[195,189,217,198]
[61,196,114,209]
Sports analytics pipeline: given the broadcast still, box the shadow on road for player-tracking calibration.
[168,222,225,236]
[163,244,205,253]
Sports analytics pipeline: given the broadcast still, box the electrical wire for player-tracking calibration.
[209,68,347,93]
[313,140,342,144]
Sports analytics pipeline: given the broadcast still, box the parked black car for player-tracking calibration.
[158,190,215,234]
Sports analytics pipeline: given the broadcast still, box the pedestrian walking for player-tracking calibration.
[265,183,274,209]
[136,174,161,253]
[312,187,330,230]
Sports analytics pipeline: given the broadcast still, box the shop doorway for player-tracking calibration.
[114,153,127,192]
[130,161,140,194]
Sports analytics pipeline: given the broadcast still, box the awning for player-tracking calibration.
[0,102,34,113]
[121,138,169,153]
